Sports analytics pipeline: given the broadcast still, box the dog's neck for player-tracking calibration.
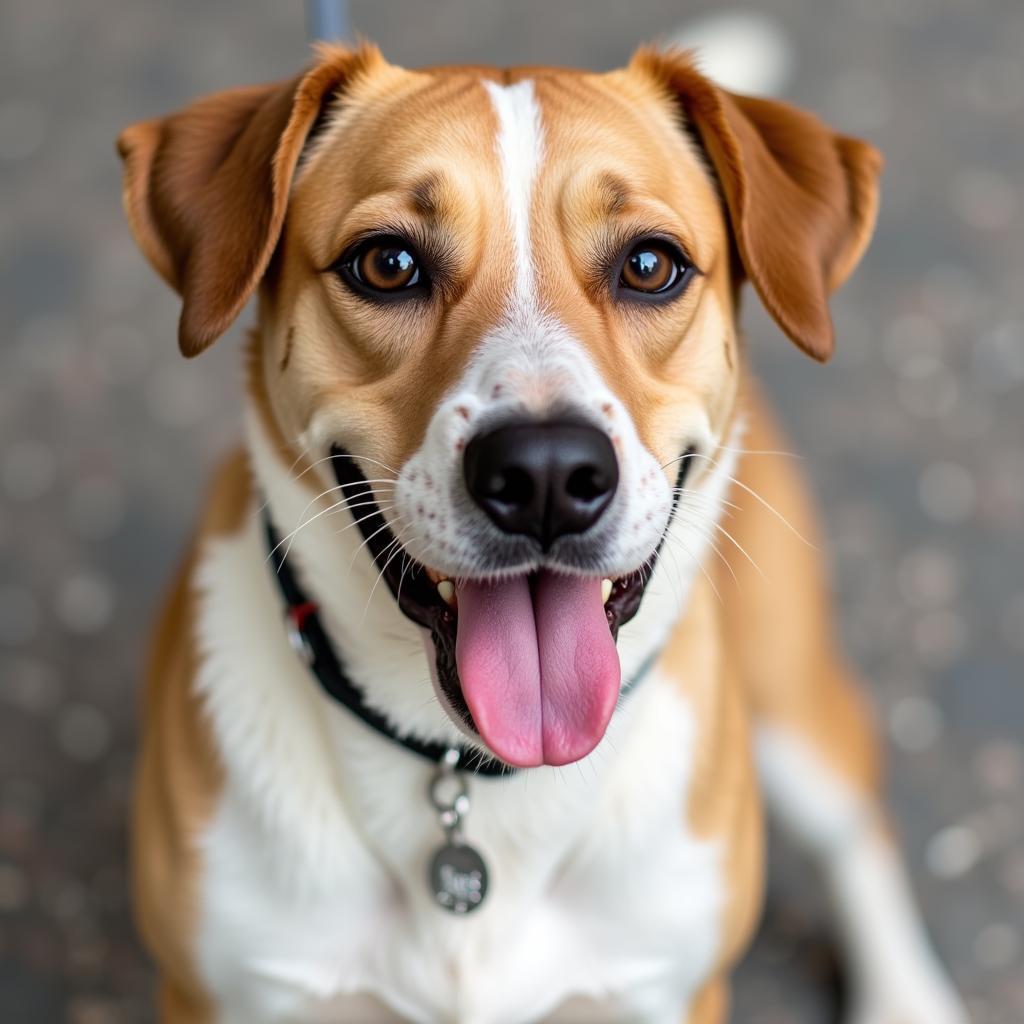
[244,391,738,755]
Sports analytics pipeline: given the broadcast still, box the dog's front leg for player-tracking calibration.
[756,721,967,1024]
[719,406,966,1024]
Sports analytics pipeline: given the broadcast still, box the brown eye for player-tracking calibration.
[617,239,692,300]
[335,235,428,301]
[353,242,420,291]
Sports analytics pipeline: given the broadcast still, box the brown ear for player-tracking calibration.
[117,44,380,357]
[633,49,883,362]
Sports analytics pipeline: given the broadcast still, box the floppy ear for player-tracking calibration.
[633,48,883,362]
[116,44,379,357]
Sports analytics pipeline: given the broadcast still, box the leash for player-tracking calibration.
[306,0,349,42]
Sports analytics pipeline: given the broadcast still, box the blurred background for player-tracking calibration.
[1,0,1022,1021]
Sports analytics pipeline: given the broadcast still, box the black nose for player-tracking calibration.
[464,419,619,549]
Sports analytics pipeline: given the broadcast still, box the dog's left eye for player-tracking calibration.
[337,235,426,299]
[616,239,694,301]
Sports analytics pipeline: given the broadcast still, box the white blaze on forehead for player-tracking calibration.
[395,77,677,594]
[484,79,544,315]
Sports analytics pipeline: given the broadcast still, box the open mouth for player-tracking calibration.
[331,445,691,768]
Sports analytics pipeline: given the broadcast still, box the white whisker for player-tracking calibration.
[688,452,816,549]
[346,517,401,571]
[716,443,801,460]
[672,487,743,514]
[324,497,396,521]
[360,535,417,624]
[705,518,765,579]
[270,488,394,566]
[329,504,398,539]
[346,453,401,476]
[690,525,740,588]
[666,507,736,588]
[661,530,722,605]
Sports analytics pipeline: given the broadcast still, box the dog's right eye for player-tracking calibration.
[616,238,694,303]
[335,235,428,301]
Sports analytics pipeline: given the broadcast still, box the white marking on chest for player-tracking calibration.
[196,600,723,1022]
[190,466,725,1019]
[484,78,544,319]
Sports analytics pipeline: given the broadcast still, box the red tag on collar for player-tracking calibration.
[288,601,319,631]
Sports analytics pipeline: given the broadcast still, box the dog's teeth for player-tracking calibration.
[437,580,456,605]
[601,578,613,604]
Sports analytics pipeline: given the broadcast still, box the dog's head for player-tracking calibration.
[119,44,880,767]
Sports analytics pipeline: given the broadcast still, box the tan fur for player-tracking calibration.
[631,49,883,362]
[661,574,764,978]
[118,45,387,357]
[717,387,882,795]
[258,59,744,488]
[687,980,729,1024]
[133,450,251,1021]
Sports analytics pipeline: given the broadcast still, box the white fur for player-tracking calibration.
[483,79,543,316]
[756,727,967,1024]
[193,477,725,1020]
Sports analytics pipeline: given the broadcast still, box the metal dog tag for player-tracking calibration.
[428,747,489,914]
[429,840,488,914]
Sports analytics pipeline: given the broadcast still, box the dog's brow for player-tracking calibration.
[598,173,632,215]
[409,173,442,218]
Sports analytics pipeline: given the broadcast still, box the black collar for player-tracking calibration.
[265,513,516,777]
[264,447,677,777]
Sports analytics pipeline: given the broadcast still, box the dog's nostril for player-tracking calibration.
[487,467,534,507]
[566,466,606,504]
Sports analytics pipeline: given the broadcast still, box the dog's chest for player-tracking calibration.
[197,687,722,1024]
[191,519,724,1023]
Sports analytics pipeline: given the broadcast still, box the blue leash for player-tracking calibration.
[306,0,349,41]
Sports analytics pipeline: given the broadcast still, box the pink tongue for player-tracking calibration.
[455,572,621,767]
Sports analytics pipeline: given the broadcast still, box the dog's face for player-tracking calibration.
[119,45,880,767]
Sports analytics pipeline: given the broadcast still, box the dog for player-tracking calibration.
[117,41,968,1023]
